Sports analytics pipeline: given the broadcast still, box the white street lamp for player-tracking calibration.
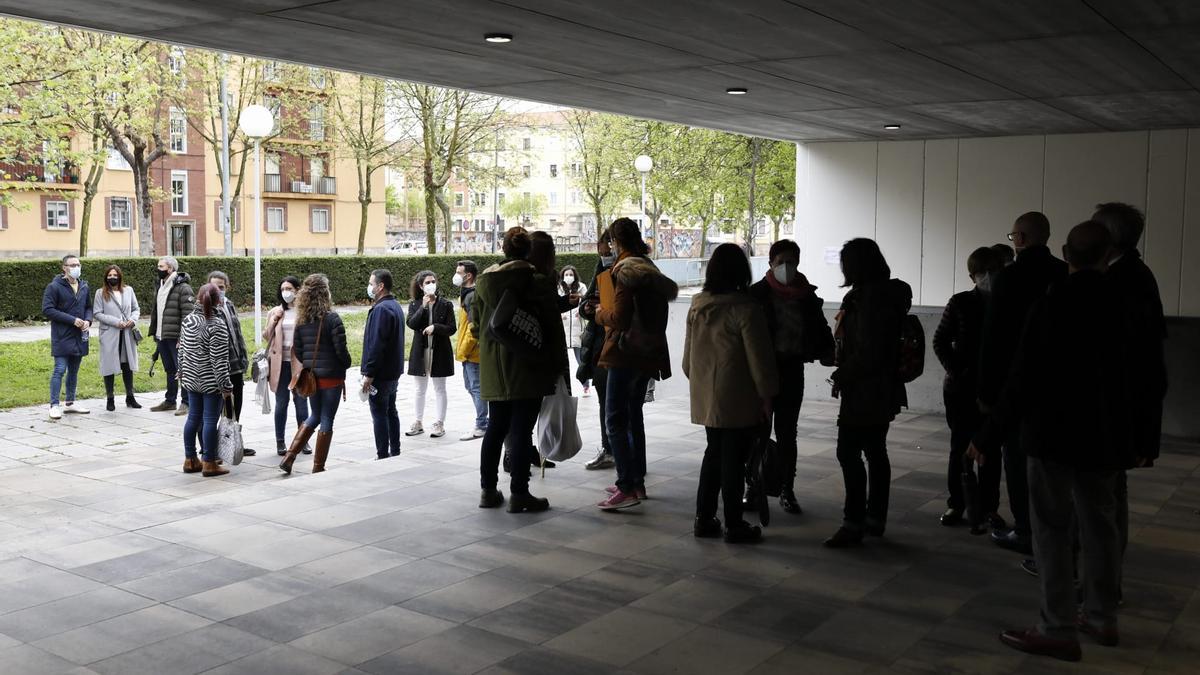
[634,154,653,256]
[239,104,274,346]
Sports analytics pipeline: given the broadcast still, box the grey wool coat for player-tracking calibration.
[92,287,141,376]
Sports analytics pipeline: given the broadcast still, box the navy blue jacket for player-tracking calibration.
[361,294,406,381]
[43,275,93,357]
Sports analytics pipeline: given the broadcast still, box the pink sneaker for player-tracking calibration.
[598,489,641,511]
[605,485,648,500]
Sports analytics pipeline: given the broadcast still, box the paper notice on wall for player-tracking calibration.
[824,247,841,265]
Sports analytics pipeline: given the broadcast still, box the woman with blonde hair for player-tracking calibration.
[279,273,352,475]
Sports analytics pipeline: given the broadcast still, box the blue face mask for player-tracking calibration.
[67,266,82,279]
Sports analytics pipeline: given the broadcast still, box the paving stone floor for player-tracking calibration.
[0,371,1197,674]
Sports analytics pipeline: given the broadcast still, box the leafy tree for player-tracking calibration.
[394,84,505,253]
[756,139,796,243]
[384,183,401,215]
[564,109,629,239]
[499,191,547,226]
[329,73,405,254]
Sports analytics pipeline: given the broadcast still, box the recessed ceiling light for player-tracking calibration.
[485,33,513,43]
[883,124,902,130]
[726,87,748,95]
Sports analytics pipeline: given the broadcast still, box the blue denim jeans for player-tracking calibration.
[462,362,488,431]
[158,338,181,404]
[183,391,223,461]
[50,355,83,406]
[274,361,310,442]
[605,367,650,494]
[304,385,343,434]
[369,379,401,458]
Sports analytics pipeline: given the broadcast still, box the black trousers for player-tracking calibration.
[1003,429,1031,537]
[103,365,135,399]
[594,366,610,451]
[773,376,804,486]
[945,392,1001,513]
[836,423,891,531]
[481,398,539,495]
[698,426,752,527]
[223,371,244,421]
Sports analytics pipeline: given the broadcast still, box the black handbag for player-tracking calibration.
[487,288,544,357]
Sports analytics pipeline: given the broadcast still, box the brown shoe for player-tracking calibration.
[201,460,229,478]
[999,628,1081,662]
[1077,615,1119,647]
[279,424,316,475]
[311,430,332,473]
[182,457,202,474]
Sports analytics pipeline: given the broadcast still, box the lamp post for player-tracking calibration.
[634,154,653,256]
[238,104,274,346]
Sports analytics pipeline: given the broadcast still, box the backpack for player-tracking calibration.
[897,314,925,383]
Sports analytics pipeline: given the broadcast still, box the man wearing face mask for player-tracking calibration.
[745,240,835,515]
[43,254,93,420]
[933,247,1003,532]
[362,268,406,459]
[578,230,616,470]
[453,261,488,441]
[207,271,255,456]
[149,256,196,414]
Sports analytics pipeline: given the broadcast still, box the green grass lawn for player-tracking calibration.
[0,311,426,410]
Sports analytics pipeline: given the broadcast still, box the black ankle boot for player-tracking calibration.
[507,492,550,513]
[276,440,286,456]
[779,489,802,515]
[125,396,142,409]
[106,397,115,412]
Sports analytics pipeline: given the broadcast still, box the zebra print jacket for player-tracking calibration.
[178,310,233,395]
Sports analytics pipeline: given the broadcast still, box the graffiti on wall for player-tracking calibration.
[655,229,700,258]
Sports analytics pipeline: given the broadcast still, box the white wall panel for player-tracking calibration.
[875,141,925,303]
[955,135,1046,293]
[1180,131,1200,317]
[797,141,878,300]
[920,139,958,305]
[1043,131,1149,251]
[1144,129,1189,316]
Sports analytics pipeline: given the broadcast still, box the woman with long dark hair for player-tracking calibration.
[594,218,678,511]
[406,270,456,438]
[279,273,352,475]
[263,276,310,456]
[558,264,590,396]
[93,264,142,411]
[825,238,912,548]
[684,244,779,542]
[178,283,233,477]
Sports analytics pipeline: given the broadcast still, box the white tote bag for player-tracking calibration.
[538,377,582,462]
[216,409,245,466]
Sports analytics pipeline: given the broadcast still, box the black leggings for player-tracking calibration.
[104,364,135,399]
[698,427,752,527]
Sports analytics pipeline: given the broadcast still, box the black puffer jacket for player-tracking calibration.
[149,272,195,341]
[293,311,352,380]
[832,278,913,427]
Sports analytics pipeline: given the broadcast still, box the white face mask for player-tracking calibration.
[452,273,464,287]
[423,282,437,296]
[563,274,575,284]
[67,266,82,280]
[772,263,796,285]
[281,290,295,304]
[366,284,377,300]
[600,254,615,267]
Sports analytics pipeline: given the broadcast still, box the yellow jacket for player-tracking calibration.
[455,287,480,363]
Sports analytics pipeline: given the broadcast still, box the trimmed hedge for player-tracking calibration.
[0,253,600,320]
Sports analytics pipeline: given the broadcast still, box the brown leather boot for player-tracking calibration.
[311,430,332,473]
[201,460,229,477]
[279,424,316,475]
[182,457,202,474]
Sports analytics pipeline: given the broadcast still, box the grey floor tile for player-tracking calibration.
[401,570,549,623]
[289,606,456,666]
[358,625,529,675]
[115,556,268,602]
[203,644,347,675]
[0,567,104,614]
[88,622,273,675]
[336,559,479,605]
[630,625,787,675]
[800,607,936,665]
[225,532,360,571]
[478,646,619,675]
[32,604,213,665]
[0,644,84,675]
[544,607,696,667]
[168,571,320,621]
[288,545,415,588]
[70,544,215,585]
[0,586,157,642]
[225,587,391,642]
[630,575,760,623]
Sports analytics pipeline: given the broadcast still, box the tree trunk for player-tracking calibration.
[434,190,452,253]
[772,215,783,243]
[356,162,372,255]
[594,205,604,240]
[79,164,104,257]
[423,159,438,251]
[746,138,760,257]
[132,165,155,256]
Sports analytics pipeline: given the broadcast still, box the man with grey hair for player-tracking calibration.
[149,256,195,413]
[1092,202,1167,592]
[207,271,255,456]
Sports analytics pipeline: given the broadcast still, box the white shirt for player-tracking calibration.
[281,308,298,348]
[156,272,176,340]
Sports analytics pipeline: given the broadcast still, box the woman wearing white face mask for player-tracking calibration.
[264,276,311,456]
[558,265,590,396]
[406,270,457,438]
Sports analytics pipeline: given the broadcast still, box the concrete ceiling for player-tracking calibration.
[3,0,1200,142]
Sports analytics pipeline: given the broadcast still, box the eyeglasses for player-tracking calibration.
[1006,232,1019,241]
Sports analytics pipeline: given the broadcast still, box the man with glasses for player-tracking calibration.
[977,212,1067,556]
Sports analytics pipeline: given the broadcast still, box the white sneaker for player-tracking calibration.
[405,421,424,437]
[459,428,486,441]
[48,405,63,420]
[63,402,90,415]
[430,422,445,438]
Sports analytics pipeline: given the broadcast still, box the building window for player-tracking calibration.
[167,47,184,75]
[266,205,286,232]
[549,164,558,178]
[311,206,330,233]
[522,165,531,178]
[308,104,325,141]
[262,61,280,82]
[45,200,70,230]
[570,162,580,177]
[170,171,188,215]
[549,191,558,206]
[308,68,326,89]
[454,191,464,207]
[497,193,505,204]
[263,95,281,134]
[169,108,186,153]
[522,137,531,150]
[472,191,486,207]
[214,201,240,232]
[0,204,6,229]
[265,152,281,175]
[473,218,486,232]
[109,197,131,231]
[310,156,324,181]
[569,189,580,205]
[106,147,131,171]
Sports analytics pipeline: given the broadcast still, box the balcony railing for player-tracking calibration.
[0,161,80,184]
[264,173,336,195]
